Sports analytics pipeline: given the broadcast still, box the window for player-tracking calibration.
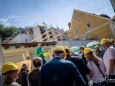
[77,18,80,23]
[76,30,78,33]
[86,23,91,28]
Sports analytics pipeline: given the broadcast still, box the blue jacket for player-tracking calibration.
[39,57,87,86]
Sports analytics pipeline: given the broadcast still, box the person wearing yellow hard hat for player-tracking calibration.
[110,39,115,48]
[64,46,89,85]
[63,46,70,59]
[94,45,104,59]
[1,62,20,86]
[39,46,87,86]
[84,48,106,86]
[53,46,67,59]
[100,38,115,85]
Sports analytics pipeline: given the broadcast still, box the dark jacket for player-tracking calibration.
[66,54,89,85]
[28,68,40,86]
[39,57,87,86]
[3,82,21,86]
[16,69,28,86]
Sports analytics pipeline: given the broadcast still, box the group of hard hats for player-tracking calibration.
[100,38,114,45]
[2,38,114,74]
[84,38,115,57]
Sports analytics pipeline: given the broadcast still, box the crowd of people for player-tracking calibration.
[0,38,115,86]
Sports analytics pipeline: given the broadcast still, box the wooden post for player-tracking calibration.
[0,39,4,70]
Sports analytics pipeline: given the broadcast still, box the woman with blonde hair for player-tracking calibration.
[84,48,106,86]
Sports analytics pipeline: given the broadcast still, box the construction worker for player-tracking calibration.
[84,48,106,86]
[35,43,46,64]
[64,46,89,86]
[100,38,115,86]
[1,62,20,86]
[94,45,104,59]
[29,57,42,86]
[39,46,87,86]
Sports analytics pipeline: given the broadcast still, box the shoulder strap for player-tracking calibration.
[93,61,105,78]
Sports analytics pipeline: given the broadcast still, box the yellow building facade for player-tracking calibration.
[69,9,114,40]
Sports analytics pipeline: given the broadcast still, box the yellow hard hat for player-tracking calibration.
[2,62,18,74]
[63,46,69,50]
[94,45,99,49]
[43,52,49,57]
[53,46,66,59]
[100,38,109,45]
[107,39,111,43]
[63,46,70,52]
[110,39,114,42]
[84,48,92,57]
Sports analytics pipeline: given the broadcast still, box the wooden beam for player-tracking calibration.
[39,34,53,42]
[48,32,64,42]
[30,30,51,42]
[84,21,110,35]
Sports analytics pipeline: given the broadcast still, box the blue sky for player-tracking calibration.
[0,0,114,30]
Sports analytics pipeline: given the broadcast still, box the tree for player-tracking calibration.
[0,24,4,29]
[0,24,18,40]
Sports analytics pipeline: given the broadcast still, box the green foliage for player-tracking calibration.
[0,24,24,40]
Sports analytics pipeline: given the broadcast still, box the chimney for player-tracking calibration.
[68,22,71,29]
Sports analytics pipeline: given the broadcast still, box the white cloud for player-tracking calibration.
[0,16,21,26]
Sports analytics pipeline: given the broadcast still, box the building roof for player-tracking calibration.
[2,41,57,49]
[71,9,110,24]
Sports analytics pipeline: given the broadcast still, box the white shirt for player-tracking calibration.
[87,58,106,83]
[103,47,115,75]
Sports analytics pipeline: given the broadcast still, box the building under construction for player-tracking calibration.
[7,23,68,44]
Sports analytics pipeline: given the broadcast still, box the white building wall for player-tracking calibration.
[33,26,42,42]
[44,27,50,41]
[57,40,96,47]
[9,34,22,43]
[20,34,33,43]
[9,34,33,43]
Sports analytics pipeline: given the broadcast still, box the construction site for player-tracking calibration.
[0,8,115,72]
